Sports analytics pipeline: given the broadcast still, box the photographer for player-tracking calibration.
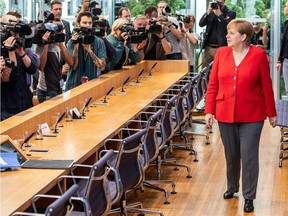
[105,18,142,71]
[157,1,182,60]
[178,15,199,71]
[199,0,236,67]
[35,19,74,103]
[142,14,172,60]
[0,12,40,121]
[64,11,107,91]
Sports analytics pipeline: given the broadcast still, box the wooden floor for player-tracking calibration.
[127,116,288,216]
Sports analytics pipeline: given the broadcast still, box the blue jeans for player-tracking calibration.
[283,58,288,95]
[37,89,60,103]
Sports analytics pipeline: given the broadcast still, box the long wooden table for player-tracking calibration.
[0,60,189,215]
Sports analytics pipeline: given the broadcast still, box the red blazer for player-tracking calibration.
[205,45,277,123]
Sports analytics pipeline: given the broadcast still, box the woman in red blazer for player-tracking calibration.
[205,19,277,213]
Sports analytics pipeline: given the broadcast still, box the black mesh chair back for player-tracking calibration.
[114,129,147,192]
[142,109,163,167]
[159,95,178,144]
[44,184,79,216]
[83,149,114,216]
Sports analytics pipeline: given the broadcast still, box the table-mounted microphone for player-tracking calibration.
[121,76,130,92]
[148,62,157,76]
[53,112,64,133]
[136,69,144,83]
[103,87,114,103]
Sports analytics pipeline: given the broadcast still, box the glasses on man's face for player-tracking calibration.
[252,23,260,25]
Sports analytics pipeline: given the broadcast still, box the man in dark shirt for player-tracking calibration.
[199,0,236,67]
[0,12,40,121]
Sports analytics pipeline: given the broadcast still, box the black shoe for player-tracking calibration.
[244,199,254,212]
[223,191,235,199]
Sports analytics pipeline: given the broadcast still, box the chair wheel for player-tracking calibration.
[164,201,170,204]
[174,167,179,171]
[194,159,199,162]
[138,214,145,216]
[171,191,177,194]
[186,175,192,178]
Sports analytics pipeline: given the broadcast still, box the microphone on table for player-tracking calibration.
[136,69,144,83]
[148,62,157,76]
[103,87,114,103]
[56,112,66,128]
[23,132,35,148]
[121,76,130,92]
[53,112,65,133]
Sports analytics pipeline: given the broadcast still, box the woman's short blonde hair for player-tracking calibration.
[227,19,254,44]
[111,18,127,37]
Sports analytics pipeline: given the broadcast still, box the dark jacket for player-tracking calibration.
[62,19,71,45]
[278,20,288,62]
[199,5,236,49]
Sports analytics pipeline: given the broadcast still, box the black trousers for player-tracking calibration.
[218,121,264,200]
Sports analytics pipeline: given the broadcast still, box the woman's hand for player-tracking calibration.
[205,113,213,129]
[269,116,277,128]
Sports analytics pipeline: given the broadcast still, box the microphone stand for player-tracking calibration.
[103,87,114,103]
[148,62,157,76]
[136,69,144,83]
[121,76,130,92]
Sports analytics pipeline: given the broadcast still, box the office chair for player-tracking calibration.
[276,99,288,167]
[124,108,177,204]
[12,184,79,216]
[57,149,121,216]
[103,129,164,216]
[145,94,192,179]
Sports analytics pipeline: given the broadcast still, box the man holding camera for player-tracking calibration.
[64,11,107,91]
[50,0,71,44]
[199,0,236,67]
[157,1,182,60]
[35,19,74,103]
[0,12,40,121]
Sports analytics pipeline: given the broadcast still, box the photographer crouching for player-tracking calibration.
[0,12,40,121]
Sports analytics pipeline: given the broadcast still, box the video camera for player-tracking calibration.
[72,27,95,44]
[92,17,106,37]
[88,1,102,16]
[120,22,148,44]
[32,22,65,44]
[32,11,65,44]
[0,21,33,50]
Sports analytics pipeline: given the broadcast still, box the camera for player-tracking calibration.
[32,22,65,44]
[0,22,33,50]
[88,1,102,16]
[72,27,95,44]
[211,2,219,9]
[176,14,191,29]
[120,22,148,44]
[147,19,162,34]
[92,17,107,37]
[4,58,15,69]
[161,5,171,16]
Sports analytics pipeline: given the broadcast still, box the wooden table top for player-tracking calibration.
[0,60,189,215]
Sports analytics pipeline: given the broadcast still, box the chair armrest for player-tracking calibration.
[12,212,44,216]
[57,175,89,194]
[145,105,165,109]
